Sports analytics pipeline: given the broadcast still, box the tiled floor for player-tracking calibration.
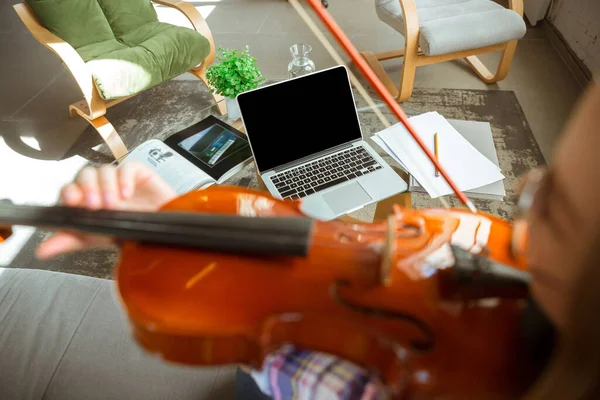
[0,0,586,265]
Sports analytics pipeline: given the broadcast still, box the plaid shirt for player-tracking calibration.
[249,345,390,400]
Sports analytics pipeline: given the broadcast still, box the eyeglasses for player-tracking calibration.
[512,167,548,259]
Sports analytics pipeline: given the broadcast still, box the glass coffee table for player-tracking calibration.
[197,91,420,223]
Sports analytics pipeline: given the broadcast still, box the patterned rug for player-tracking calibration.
[8,80,545,278]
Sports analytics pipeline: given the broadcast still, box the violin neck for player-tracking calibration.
[0,202,314,257]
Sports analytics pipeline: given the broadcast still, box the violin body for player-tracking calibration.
[115,186,534,399]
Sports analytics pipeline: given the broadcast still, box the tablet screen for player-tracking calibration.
[163,115,252,182]
[177,124,248,168]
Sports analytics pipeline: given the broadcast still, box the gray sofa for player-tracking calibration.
[0,267,238,400]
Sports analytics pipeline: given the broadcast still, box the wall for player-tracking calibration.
[547,0,600,75]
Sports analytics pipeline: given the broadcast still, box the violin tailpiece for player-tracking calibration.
[447,245,532,300]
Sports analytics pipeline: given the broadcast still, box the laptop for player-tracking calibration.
[236,65,408,221]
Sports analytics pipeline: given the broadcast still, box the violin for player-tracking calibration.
[0,1,541,398]
[0,188,535,399]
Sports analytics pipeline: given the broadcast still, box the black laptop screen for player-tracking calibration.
[236,66,362,172]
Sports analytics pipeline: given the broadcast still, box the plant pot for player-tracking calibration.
[225,97,241,120]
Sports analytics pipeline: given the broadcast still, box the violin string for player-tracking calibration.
[289,0,453,210]
[1,204,314,256]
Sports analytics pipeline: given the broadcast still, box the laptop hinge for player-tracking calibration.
[272,142,355,173]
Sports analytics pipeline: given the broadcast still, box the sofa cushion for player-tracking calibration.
[77,39,129,62]
[96,0,159,38]
[0,268,230,400]
[25,0,115,49]
[27,0,211,101]
[119,20,174,46]
[374,0,526,56]
[85,21,210,100]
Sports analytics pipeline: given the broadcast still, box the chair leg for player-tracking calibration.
[465,40,518,84]
[360,50,400,98]
[69,101,128,161]
[360,47,418,103]
[396,23,419,103]
[191,69,227,116]
[397,53,418,103]
[88,116,128,161]
[374,49,406,61]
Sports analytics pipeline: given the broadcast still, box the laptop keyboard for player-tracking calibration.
[270,147,382,200]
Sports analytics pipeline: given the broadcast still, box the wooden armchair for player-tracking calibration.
[14,0,225,161]
[362,0,526,102]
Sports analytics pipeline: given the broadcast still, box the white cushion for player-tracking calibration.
[375,0,527,56]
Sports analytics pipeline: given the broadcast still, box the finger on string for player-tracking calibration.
[98,165,120,208]
[60,183,85,206]
[117,162,134,199]
[118,161,152,199]
[76,167,102,209]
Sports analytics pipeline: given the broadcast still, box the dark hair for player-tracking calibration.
[524,229,600,399]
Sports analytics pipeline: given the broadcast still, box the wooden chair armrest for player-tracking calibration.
[508,0,524,17]
[151,0,217,69]
[13,3,105,118]
[398,0,420,38]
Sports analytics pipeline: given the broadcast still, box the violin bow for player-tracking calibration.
[291,0,477,214]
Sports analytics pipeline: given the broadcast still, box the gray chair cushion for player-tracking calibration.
[375,0,526,56]
[0,267,235,400]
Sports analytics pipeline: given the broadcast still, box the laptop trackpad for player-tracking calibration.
[322,182,372,215]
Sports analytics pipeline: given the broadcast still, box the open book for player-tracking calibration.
[116,116,253,194]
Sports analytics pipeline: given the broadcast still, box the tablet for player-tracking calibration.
[163,115,252,181]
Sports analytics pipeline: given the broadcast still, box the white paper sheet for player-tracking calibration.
[374,112,505,198]
[371,135,407,170]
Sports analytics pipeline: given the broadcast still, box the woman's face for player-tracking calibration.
[525,84,600,329]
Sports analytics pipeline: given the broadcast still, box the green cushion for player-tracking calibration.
[25,0,115,49]
[26,0,211,101]
[119,20,173,46]
[96,0,158,38]
[85,22,211,100]
[77,39,129,62]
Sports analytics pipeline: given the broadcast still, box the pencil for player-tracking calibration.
[434,132,440,177]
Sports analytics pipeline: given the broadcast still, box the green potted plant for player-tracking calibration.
[206,46,266,119]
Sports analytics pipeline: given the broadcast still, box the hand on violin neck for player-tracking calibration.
[36,162,177,260]
[63,163,177,212]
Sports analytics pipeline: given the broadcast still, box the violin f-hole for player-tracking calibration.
[329,280,436,352]
[259,311,412,396]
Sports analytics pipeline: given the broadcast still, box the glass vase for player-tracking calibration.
[287,44,316,79]
[225,97,241,120]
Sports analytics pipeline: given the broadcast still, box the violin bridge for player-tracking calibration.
[379,214,396,287]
